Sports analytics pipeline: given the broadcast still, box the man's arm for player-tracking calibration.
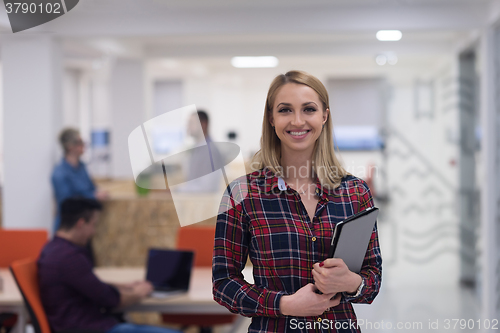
[64,257,154,309]
[115,281,153,309]
[109,282,136,292]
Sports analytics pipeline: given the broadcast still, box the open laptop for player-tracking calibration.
[146,248,194,298]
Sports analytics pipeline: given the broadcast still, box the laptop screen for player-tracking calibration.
[146,249,194,291]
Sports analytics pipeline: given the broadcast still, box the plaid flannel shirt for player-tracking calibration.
[213,167,382,332]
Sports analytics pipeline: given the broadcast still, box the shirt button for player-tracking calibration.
[317,317,322,322]
[312,236,317,241]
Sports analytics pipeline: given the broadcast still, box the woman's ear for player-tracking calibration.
[323,108,330,125]
[269,114,274,127]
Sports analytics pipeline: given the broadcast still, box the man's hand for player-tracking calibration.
[132,281,153,297]
[279,283,341,317]
[312,259,362,295]
[117,280,153,308]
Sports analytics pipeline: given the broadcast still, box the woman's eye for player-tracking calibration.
[278,108,291,113]
[304,107,317,112]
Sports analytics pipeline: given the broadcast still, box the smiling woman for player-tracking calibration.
[256,70,348,191]
[271,84,328,158]
[212,70,382,333]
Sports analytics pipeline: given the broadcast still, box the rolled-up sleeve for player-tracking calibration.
[212,180,286,317]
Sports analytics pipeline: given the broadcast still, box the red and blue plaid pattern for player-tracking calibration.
[213,167,382,332]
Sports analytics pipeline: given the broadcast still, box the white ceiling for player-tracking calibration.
[2,0,495,60]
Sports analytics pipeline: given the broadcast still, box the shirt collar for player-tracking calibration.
[62,157,82,170]
[261,167,274,190]
[261,166,331,201]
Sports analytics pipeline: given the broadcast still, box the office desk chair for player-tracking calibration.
[10,258,103,333]
[0,229,48,333]
[0,229,48,268]
[161,226,237,333]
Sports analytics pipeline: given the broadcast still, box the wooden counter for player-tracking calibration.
[92,180,217,267]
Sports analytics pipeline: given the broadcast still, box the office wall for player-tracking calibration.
[382,58,461,287]
[328,78,383,127]
[2,37,63,231]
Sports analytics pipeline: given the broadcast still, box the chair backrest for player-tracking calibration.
[176,226,216,267]
[10,258,51,333]
[0,229,48,267]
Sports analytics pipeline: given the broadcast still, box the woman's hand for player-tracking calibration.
[95,189,109,201]
[312,259,362,295]
[279,283,341,317]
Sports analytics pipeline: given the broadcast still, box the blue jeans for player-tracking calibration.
[107,323,180,333]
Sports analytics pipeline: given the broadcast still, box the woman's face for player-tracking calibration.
[68,136,85,157]
[269,83,329,156]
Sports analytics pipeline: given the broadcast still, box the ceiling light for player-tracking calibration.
[375,54,387,66]
[231,56,279,68]
[376,30,402,41]
[375,52,398,66]
[387,52,398,65]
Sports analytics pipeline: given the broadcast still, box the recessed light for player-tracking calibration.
[231,56,279,68]
[375,54,387,66]
[376,30,402,41]
[375,52,398,66]
[387,52,398,65]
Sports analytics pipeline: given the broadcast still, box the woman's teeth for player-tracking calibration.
[289,130,308,135]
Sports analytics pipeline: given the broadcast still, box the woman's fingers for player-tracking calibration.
[311,271,327,293]
[281,283,340,316]
[328,292,342,308]
[314,258,345,270]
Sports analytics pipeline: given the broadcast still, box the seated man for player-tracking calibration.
[38,197,178,333]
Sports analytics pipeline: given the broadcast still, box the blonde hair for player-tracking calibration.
[251,70,348,189]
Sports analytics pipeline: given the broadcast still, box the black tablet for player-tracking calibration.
[328,207,379,273]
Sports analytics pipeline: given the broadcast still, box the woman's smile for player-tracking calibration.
[270,82,328,154]
[286,129,311,139]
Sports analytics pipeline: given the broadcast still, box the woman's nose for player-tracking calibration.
[291,112,305,126]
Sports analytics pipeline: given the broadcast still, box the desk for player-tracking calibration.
[96,267,252,332]
[0,267,252,333]
[0,269,27,333]
[95,267,253,314]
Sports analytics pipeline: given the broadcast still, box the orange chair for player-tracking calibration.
[10,258,103,333]
[0,229,48,267]
[0,229,47,332]
[10,258,52,333]
[162,226,236,332]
